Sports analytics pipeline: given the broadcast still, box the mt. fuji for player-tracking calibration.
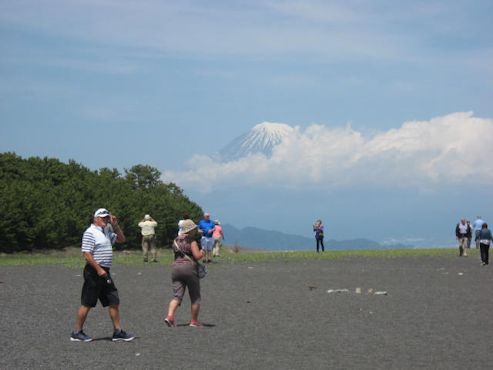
[218,122,294,161]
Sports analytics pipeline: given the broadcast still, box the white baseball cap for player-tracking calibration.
[94,208,111,218]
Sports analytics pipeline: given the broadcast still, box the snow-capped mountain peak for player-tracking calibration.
[219,122,294,161]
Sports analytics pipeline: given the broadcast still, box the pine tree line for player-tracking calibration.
[0,152,203,252]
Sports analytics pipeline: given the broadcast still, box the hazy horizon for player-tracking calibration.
[1,1,492,247]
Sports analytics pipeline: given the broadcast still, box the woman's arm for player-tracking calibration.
[191,241,205,260]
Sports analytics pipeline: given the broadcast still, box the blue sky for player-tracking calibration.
[1,1,492,246]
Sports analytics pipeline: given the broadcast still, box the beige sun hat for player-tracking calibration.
[181,219,197,234]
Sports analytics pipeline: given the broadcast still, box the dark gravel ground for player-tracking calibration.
[1,253,493,369]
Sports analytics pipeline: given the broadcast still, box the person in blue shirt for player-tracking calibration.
[472,216,485,249]
[198,212,216,263]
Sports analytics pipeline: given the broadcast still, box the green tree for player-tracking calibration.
[125,165,161,190]
[0,152,203,252]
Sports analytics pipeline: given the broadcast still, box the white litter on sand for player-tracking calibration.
[327,288,388,296]
[327,289,350,293]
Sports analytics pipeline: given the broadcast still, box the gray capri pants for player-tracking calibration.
[171,263,201,305]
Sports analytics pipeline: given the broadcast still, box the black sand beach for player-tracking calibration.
[1,254,493,369]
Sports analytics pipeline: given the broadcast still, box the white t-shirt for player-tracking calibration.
[458,223,468,235]
[178,219,185,235]
[81,224,117,268]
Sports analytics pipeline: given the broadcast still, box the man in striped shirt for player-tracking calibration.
[70,208,135,342]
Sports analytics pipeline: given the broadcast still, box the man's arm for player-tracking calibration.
[110,215,126,243]
[83,252,107,277]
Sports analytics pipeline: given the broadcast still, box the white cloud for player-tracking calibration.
[163,112,493,192]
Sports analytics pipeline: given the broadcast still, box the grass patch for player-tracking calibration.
[217,247,463,264]
[0,247,173,268]
[0,246,466,267]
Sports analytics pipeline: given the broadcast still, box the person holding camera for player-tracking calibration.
[138,214,158,263]
[313,219,325,252]
[70,208,135,342]
[164,219,205,327]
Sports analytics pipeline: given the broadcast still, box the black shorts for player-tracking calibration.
[81,264,120,308]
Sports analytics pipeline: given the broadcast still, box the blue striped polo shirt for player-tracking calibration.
[81,224,117,268]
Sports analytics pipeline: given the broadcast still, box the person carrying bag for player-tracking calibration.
[164,219,206,327]
[174,240,208,279]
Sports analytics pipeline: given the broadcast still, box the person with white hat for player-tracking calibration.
[70,208,135,342]
[138,214,158,262]
[177,213,190,236]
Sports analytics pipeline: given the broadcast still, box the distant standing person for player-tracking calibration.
[455,218,470,257]
[70,208,135,342]
[138,214,158,263]
[212,220,225,257]
[178,213,190,236]
[472,216,485,249]
[198,212,215,263]
[313,219,325,252]
[164,219,205,327]
[476,223,492,266]
[466,220,472,249]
